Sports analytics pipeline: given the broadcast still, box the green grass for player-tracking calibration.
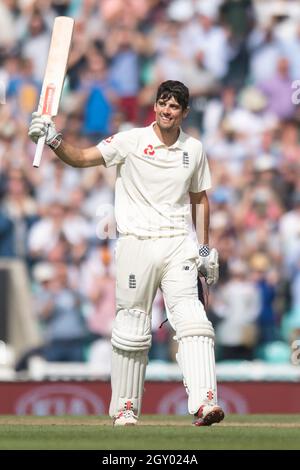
[0,415,300,450]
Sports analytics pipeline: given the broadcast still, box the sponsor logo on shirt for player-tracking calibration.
[103,135,114,144]
[143,144,155,158]
[182,151,189,168]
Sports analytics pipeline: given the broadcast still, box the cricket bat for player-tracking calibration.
[33,16,74,168]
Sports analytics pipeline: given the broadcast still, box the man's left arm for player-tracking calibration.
[189,191,219,285]
[190,191,209,246]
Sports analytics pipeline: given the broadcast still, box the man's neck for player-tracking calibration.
[153,123,180,147]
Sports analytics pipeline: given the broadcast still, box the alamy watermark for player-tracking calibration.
[290,339,300,365]
[291,81,300,104]
[0,80,6,104]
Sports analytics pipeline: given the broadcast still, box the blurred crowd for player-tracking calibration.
[1,0,300,369]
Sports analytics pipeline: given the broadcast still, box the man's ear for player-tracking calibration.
[183,106,190,119]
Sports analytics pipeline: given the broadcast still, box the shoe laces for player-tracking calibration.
[122,400,137,419]
[123,409,136,419]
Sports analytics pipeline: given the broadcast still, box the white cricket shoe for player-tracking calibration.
[113,401,138,426]
[193,404,225,426]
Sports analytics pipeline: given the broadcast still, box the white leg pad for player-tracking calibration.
[177,335,217,414]
[171,299,218,415]
[109,309,151,417]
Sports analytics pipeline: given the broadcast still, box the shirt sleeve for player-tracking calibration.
[189,147,212,193]
[97,131,130,168]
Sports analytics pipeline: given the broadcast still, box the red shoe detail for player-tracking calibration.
[193,405,225,427]
[126,400,132,411]
[113,401,138,426]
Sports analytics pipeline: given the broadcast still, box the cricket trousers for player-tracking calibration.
[110,234,218,417]
[115,234,200,316]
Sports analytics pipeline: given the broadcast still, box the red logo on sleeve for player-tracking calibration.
[144,144,155,156]
[104,135,114,144]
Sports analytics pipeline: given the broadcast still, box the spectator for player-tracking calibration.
[249,252,279,344]
[105,26,142,122]
[279,191,300,277]
[0,168,38,260]
[259,56,296,120]
[79,47,119,138]
[213,259,261,360]
[15,261,90,371]
[21,12,51,81]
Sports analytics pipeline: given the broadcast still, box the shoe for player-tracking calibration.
[193,404,225,426]
[113,401,138,426]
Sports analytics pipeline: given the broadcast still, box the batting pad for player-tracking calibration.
[109,309,152,417]
[170,299,217,414]
[177,335,217,414]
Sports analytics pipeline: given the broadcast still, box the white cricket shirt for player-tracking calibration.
[97,123,211,237]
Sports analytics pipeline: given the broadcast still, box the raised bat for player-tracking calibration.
[33,16,74,168]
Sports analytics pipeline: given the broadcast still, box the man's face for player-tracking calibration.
[154,96,189,131]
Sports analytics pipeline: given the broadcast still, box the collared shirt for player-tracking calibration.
[97,122,211,237]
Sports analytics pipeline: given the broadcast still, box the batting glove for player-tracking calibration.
[197,245,219,286]
[28,112,62,149]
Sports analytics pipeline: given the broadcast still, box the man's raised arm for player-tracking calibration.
[28,112,105,168]
[54,140,105,168]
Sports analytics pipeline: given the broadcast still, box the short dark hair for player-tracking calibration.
[156,80,189,111]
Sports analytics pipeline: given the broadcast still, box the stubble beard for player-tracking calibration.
[157,117,175,133]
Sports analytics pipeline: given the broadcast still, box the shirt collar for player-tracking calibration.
[148,122,186,150]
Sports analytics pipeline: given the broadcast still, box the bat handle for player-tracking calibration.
[33,134,46,168]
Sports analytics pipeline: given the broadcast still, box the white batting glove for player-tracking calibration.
[28,112,62,149]
[197,246,219,286]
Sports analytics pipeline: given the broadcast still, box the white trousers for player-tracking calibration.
[115,235,199,316]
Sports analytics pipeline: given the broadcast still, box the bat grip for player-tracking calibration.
[33,134,46,168]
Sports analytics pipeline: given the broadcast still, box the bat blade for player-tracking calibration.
[33,16,74,168]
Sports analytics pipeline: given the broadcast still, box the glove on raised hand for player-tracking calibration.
[197,245,219,286]
[28,112,62,149]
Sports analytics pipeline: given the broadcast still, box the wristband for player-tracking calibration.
[48,133,63,150]
[199,244,210,257]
